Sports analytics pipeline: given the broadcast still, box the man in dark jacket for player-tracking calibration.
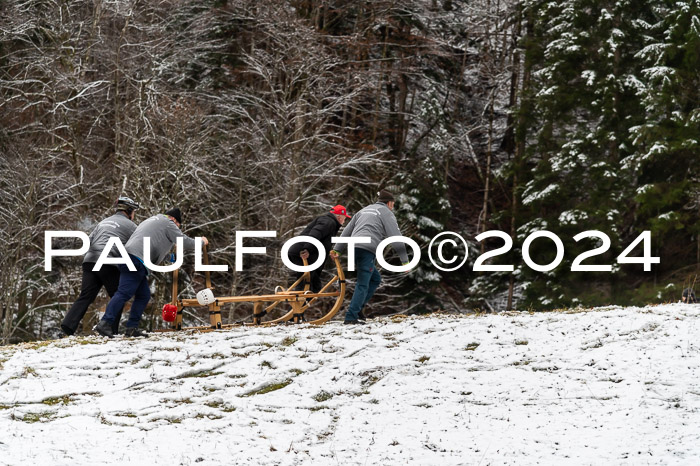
[94,207,208,338]
[288,205,351,292]
[61,197,140,336]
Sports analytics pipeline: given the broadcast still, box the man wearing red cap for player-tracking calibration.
[287,205,351,293]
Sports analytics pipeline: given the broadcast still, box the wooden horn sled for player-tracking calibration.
[159,244,346,332]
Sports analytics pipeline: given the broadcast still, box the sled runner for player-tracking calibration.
[158,245,346,331]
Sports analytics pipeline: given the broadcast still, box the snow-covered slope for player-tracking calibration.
[1,304,699,465]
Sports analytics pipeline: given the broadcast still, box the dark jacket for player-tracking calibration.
[288,213,342,268]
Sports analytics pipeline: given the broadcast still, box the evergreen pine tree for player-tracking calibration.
[629,0,700,265]
[510,0,656,307]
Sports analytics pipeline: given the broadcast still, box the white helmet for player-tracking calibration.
[196,288,216,306]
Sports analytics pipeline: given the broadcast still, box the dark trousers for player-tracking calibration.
[289,255,324,293]
[344,248,382,322]
[62,263,123,335]
[102,257,151,329]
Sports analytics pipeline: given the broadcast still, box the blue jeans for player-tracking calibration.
[345,248,381,322]
[102,256,151,329]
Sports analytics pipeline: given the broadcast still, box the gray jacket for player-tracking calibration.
[83,212,137,263]
[125,214,196,264]
[334,202,409,263]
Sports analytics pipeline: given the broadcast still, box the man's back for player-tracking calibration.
[84,213,137,263]
[295,213,341,255]
[340,202,408,262]
[125,214,195,264]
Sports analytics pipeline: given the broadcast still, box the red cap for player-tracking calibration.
[330,205,351,218]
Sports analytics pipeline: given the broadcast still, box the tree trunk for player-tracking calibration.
[480,95,495,256]
[507,6,527,311]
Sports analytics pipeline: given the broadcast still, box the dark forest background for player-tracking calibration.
[1,0,698,343]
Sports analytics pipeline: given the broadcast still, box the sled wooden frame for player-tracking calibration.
[160,245,346,331]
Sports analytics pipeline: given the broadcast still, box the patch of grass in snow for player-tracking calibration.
[515,339,529,345]
[156,346,181,352]
[313,391,334,402]
[289,368,303,376]
[73,337,103,346]
[281,336,297,346]
[179,370,223,379]
[204,401,236,412]
[360,371,382,386]
[531,365,559,372]
[161,397,194,405]
[19,340,53,351]
[511,360,531,366]
[0,404,10,410]
[465,342,480,351]
[417,355,430,363]
[260,360,274,369]
[21,366,37,377]
[194,413,223,420]
[241,379,293,397]
[114,412,138,418]
[18,412,55,423]
[42,395,73,406]
[309,405,329,412]
[228,373,247,379]
[149,416,183,424]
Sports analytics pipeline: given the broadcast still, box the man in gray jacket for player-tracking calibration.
[61,197,140,336]
[331,190,409,324]
[94,207,208,338]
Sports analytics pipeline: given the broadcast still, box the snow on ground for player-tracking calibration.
[1,304,699,465]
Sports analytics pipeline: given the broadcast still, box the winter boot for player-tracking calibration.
[343,320,366,325]
[124,327,148,338]
[94,320,114,338]
[358,310,367,321]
